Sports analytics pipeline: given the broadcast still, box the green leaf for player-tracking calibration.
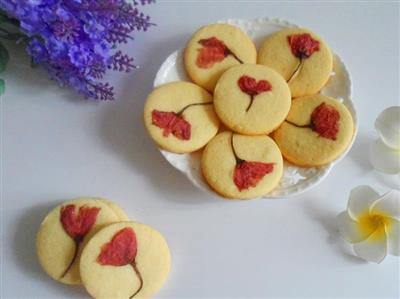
[31,56,39,68]
[0,41,9,73]
[0,79,5,95]
[0,15,8,24]
[0,10,19,27]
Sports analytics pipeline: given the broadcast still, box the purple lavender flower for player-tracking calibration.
[0,0,154,100]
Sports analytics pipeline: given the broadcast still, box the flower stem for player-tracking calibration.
[176,102,213,116]
[227,49,244,64]
[287,58,303,83]
[0,11,20,27]
[285,120,312,129]
[60,240,80,279]
[230,133,244,164]
[0,27,26,41]
[129,261,143,299]
[245,95,255,112]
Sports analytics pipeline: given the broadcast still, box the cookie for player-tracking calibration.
[80,221,171,299]
[144,81,220,153]
[201,132,283,199]
[100,199,130,221]
[214,64,291,135]
[272,94,354,166]
[36,198,121,285]
[258,28,333,98]
[184,23,257,92]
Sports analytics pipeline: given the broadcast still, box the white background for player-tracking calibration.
[1,1,399,298]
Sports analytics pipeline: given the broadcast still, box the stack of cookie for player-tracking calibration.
[36,198,171,298]
[144,23,354,199]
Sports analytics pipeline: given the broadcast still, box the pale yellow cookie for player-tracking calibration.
[258,28,333,98]
[214,64,291,135]
[99,199,130,221]
[80,221,171,299]
[144,81,220,153]
[184,23,257,92]
[201,132,283,199]
[272,95,354,166]
[36,198,120,285]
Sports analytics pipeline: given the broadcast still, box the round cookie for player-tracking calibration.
[258,28,333,98]
[99,199,130,221]
[80,221,171,299]
[144,81,220,153]
[184,23,257,92]
[214,64,291,135]
[272,94,354,166]
[36,198,120,285]
[201,131,283,199]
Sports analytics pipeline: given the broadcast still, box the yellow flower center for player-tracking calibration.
[357,211,393,242]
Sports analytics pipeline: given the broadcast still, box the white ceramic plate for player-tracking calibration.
[153,17,358,198]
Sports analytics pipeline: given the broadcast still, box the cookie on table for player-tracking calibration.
[258,28,333,98]
[100,198,130,221]
[80,221,171,299]
[272,94,354,166]
[201,131,283,199]
[184,23,257,92]
[144,81,220,153]
[214,64,291,135]
[36,198,121,284]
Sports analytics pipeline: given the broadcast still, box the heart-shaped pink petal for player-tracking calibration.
[97,227,137,266]
[60,204,100,242]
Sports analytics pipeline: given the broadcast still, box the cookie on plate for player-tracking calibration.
[144,81,220,153]
[184,23,257,92]
[36,198,121,284]
[214,64,291,135]
[80,221,171,299]
[201,131,283,199]
[272,94,354,166]
[258,28,333,98]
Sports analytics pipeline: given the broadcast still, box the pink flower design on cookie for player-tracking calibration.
[234,161,274,191]
[59,204,101,278]
[230,134,274,191]
[196,37,243,69]
[97,227,143,298]
[288,33,320,59]
[310,102,340,140]
[286,33,320,83]
[238,75,272,96]
[151,102,213,141]
[152,110,191,140]
[237,75,272,112]
[286,102,340,140]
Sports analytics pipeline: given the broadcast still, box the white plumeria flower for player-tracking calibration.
[337,185,400,263]
[369,106,400,174]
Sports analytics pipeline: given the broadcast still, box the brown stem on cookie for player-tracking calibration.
[237,76,272,113]
[286,33,320,83]
[285,102,340,141]
[285,119,312,129]
[245,95,255,112]
[226,48,244,64]
[60,240,80,279]
[59,204,100,279]
[231,133,275,191]
[176,102,213,116]
[129,261,144,299]
[287,58,303,83]
[230,133,244,164]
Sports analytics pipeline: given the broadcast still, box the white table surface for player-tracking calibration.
[2,1,399,298]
